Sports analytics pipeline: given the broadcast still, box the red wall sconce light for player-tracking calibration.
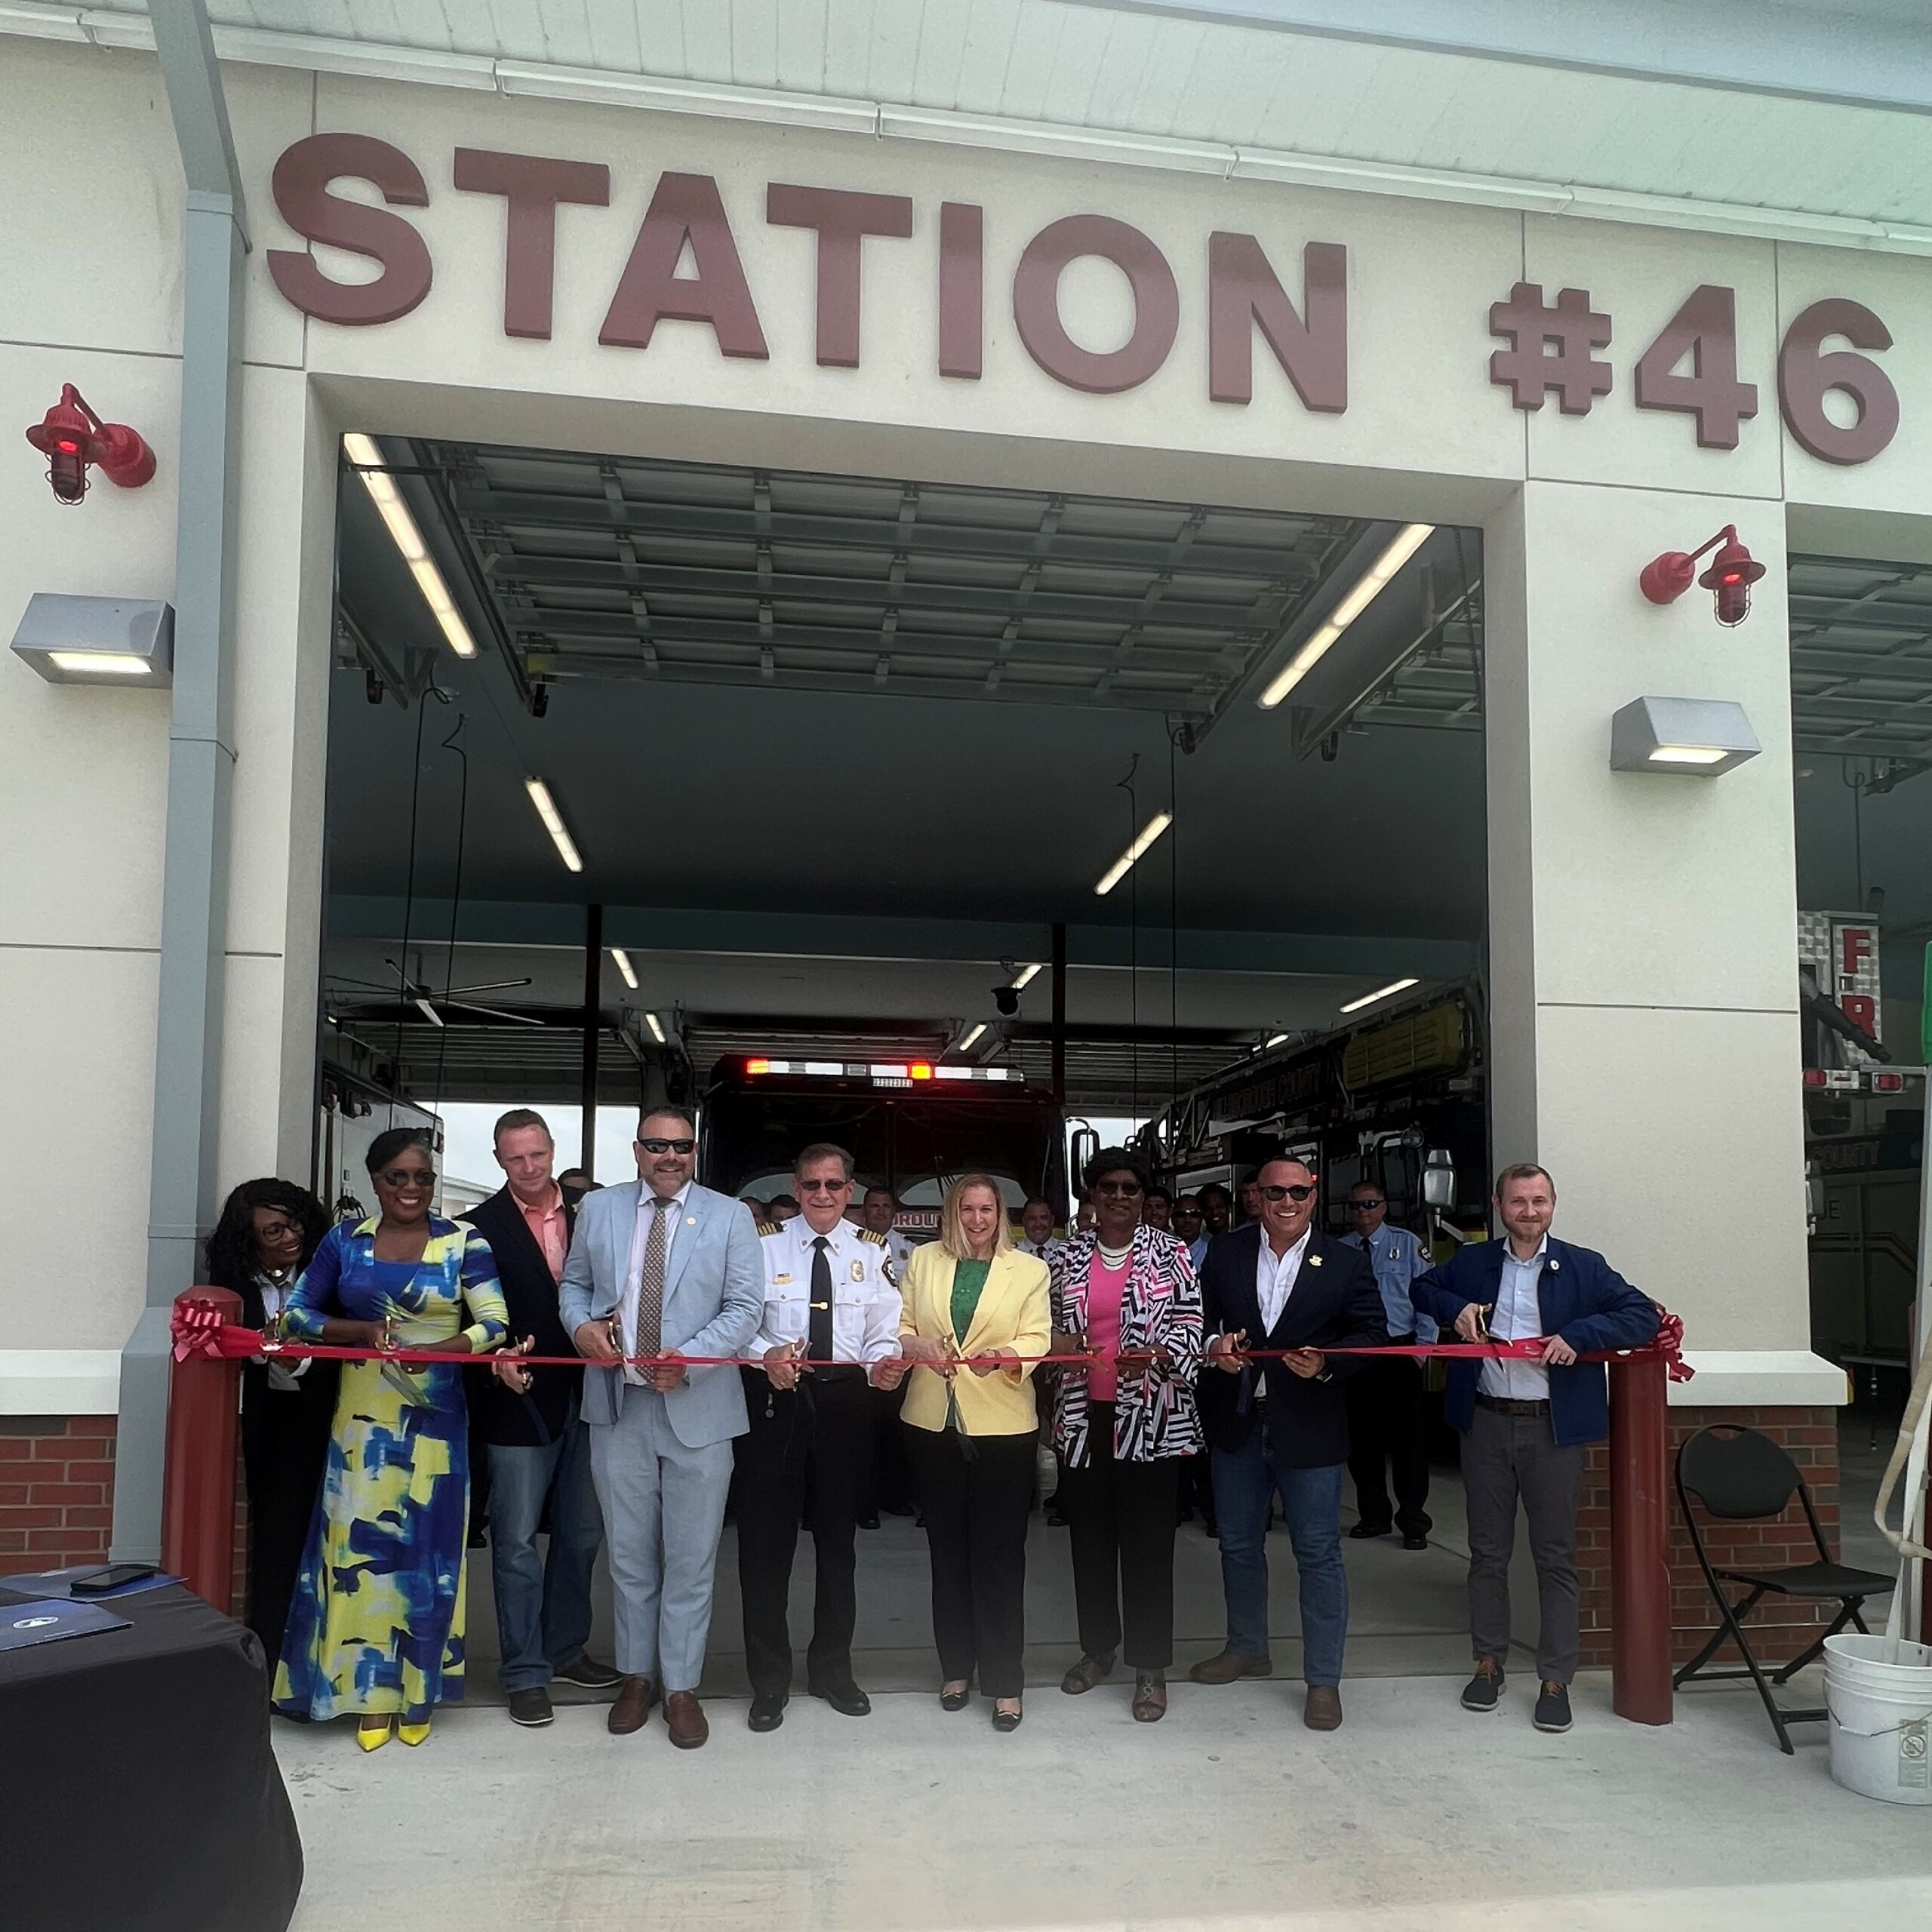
[1638,525,1766,627]
[23,383,157,505]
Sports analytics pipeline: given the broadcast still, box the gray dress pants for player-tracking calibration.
[1463,1400,1586,1684]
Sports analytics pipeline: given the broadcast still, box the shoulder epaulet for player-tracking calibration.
[756,1220,783,1238]
[858,1227,888,1246]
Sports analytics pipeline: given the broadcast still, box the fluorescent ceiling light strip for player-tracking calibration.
[1340,977,1420,1015]
[958,1023,987,1051]
[643,1011,666,1044]
[1260,524,1435,710]
[1647,745,1729,765]
[1265,1032,1289,1048]
[609,947,638,989]
[1010,963,1043,990]
[45,651,151,675]
[343,434,475,659]
[524,777,583,874]
[1094,811,1174,897]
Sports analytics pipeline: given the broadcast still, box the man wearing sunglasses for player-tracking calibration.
[737,1144,903,1733]
[1340,1180,1437,1552]
[561,1106,764,1751]
[1189,1156,1388,1731]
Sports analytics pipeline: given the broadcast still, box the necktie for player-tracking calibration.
[635,1195,671,1360]
[808,1236,835,1364]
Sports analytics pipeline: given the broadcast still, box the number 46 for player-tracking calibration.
[1633,284,1899,466]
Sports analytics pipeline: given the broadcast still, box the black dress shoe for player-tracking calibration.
[808,1678,872,1717]
[940,1682,972,1712]
[856,1514,881,1531]
[1348,1521,1392,1540]
[555,1654,623,1689]
[506,1687,554,1727]
[747,1695,786,1733]
[1401,1532,1429,1551]
[992,1702,1023,1733]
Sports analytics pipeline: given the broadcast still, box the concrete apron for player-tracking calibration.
[273,1675,1932,1932]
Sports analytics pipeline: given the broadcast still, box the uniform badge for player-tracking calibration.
[774,1272,792,1285]
[851,1260,866,1283]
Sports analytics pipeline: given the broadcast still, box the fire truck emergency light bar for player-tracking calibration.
[743,1058,1018,1084]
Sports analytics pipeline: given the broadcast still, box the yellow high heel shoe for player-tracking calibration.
[397,1716,432,1747]
[356,1717,394,1752]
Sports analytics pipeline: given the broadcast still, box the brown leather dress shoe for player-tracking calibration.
[664,1690,709,1749]
[1303,1685,1343,1731]
[1189,1649,1272,1685]
[607,1676,658,1736]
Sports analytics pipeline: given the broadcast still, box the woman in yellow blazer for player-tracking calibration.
[878,1174,1050,1730]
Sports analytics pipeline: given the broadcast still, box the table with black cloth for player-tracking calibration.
[0,1580,303,1932]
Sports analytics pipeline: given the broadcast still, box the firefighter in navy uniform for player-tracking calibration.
[736,1143,903,1731]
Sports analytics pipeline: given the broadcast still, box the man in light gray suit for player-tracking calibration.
[561,1106,762,1749]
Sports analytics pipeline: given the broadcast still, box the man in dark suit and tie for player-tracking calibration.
[1189,1155,1389,1730]
[1411,1161,1659,1736]
[464,1110,619,1727]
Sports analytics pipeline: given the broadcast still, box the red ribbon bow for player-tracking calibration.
[171,1295,232,1363]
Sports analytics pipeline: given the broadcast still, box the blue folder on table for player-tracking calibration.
[0,1597,131,1654]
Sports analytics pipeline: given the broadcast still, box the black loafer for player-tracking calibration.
[1348,1521,1392,1540]
[506,1687,554,1727]
[992,1703,1023,1733]
[747,1695,786,1733]
[1401,1533,1429,1551]
[940,1683,971,1712]
[555,1654,623,1690]
[808,1678,872,1718]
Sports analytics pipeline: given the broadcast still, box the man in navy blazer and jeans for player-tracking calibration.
[1412,1161,1659,1734]
[1191,1155,1389,1730]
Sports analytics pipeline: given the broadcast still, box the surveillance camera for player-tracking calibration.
[993,986,1020,1017]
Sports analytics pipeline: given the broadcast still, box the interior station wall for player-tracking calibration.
[7,38,1932,1407]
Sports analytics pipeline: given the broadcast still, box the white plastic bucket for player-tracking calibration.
[1824,1632,1932,1805]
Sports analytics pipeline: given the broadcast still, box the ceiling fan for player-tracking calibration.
[328,957,546,1028]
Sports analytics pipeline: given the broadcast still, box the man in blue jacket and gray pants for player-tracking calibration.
[1412,1162,1659,1735]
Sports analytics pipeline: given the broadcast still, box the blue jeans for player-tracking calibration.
[1211,1432,1349,1687]
[487,1392,604,1693]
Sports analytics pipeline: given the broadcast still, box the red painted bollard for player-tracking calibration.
[161,1286,243,1614]
[1609,1351,1673,1724]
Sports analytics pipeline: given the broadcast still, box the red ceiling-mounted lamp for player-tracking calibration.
[24,383,157,506]
[1639,524,1767,627]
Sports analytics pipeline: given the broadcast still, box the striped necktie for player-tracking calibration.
[635,1195,671,1359]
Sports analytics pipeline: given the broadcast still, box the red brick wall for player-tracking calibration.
[0,1416,118,1576]
[1577,1404,1841,1668]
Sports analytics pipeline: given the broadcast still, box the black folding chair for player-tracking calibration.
[1674,1424,1895,1753]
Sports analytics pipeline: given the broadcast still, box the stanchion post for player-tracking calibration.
[160,1286,243,1613]
[1609,1351,1672,1724]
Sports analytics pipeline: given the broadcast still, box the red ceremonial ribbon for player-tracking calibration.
[169,1298,1690,1381]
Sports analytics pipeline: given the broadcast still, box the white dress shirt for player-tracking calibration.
[1017,1236,1066,1268]
[755,1220,902,1365]
[1481,1236,1550,1401]
[256,1271,310,1391]
[1254,1226,1312,1401]
[620,1179,691,1386]
[1255,1226,1312,1332]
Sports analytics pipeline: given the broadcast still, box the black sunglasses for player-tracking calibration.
[799,1178,849,1194]
[1350,1197,1386,1211]
[377,1168,436,1189]
[636,1137,696,1155]
[1260,1183,1316,1203]
[1094,1179,1143,1197]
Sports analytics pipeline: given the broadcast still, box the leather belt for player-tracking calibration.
[1475,1392,1551,1416]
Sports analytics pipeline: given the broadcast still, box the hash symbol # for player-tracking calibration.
[1488,282,1614,415]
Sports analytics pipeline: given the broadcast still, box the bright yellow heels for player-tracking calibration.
[397,1718,432,1747]
[356,1718,393,1752]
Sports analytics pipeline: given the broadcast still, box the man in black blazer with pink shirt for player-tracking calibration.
[1190,1155,1389,1730]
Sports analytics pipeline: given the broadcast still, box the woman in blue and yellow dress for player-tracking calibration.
[273,1128,510,1751]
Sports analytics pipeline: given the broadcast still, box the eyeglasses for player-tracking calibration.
[1349,1197,1386,1211]
[1094,1180,1143,1197]
[378,1168,436,1189]
[799,1179,849,1195]
[1260,1183,1316,1204]
[636,1137,696,1155]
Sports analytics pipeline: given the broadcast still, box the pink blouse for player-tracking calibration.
[1085,1253,1131,1403]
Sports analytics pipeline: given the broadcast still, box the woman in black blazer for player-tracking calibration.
[204,1178,337,1663]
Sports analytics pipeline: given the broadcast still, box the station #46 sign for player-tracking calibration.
[266,134,1899,467]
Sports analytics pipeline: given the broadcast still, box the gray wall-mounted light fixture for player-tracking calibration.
[1610,695,1760,777]
[9,593,174,686]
